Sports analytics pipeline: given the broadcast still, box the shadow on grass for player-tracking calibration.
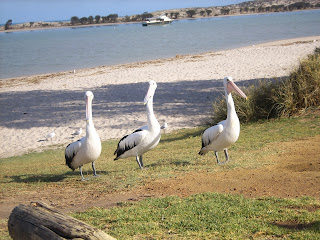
[3,170,110,183]
[272,221,320,232]
[161,127,205,143]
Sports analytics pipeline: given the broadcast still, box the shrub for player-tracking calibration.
[211,48,320,124]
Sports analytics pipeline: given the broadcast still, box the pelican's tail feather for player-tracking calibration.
[198,148,208,156]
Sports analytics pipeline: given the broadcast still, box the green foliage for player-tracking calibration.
[211,48,320,124]
[186,10,196,18]
[79,17,88,24]
[273,49,320,117]
[289,2,311,10]
[4,19,12,30]
[221,7,231,15]
[73,193,320,239]
[88,16,94,24]
[141,12,153,20]
[94,15,101,23]
[70,16,79,25]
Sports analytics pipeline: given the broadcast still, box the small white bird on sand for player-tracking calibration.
[199,76,247,164]
[73,128,82,136]
[114,80,161,169]
[65,91,101,181]
[46,131,55,141]
[160,122,168,130]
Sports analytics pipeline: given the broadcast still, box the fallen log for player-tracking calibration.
[8,201,116,240]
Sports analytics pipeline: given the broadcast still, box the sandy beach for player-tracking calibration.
[0,36,319,158]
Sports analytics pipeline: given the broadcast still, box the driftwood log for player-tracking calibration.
[8,201,116,240]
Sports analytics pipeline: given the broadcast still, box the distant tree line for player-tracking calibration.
[238,2,319,14]
[67,1,319,25]
[70,14,119,25]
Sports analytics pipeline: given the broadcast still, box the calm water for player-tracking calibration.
[0,10,319,79]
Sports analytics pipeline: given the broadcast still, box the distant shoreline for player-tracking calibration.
[1,9,318,33]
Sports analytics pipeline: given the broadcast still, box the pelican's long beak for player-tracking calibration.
[227,81,247,99]
[144,87,154,105]
[86,95,89,120]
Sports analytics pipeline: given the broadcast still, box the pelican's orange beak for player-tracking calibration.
[227,81,247,99]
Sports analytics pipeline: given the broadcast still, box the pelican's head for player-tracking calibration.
[85,91,94,100]
[224,76,247,99]
[144,80,157,105]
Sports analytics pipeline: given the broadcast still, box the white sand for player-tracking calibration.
[0,36,319,158]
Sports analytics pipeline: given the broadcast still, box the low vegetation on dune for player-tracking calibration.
[212,47,320,123]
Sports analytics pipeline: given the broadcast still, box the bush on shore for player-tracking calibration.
[211,47,320,123]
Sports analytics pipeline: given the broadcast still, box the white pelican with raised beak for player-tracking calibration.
[65,91,101,180]
[199,77,247,164]
[114,81,161,169]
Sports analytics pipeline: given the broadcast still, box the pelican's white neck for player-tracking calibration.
[146,96,154,120]
[226,92,237,122]
[85,97,97,138]
[146,96,160,130]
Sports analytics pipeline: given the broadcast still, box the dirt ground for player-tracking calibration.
[1,134,319,223]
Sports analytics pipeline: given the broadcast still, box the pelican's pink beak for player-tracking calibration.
[86,95,89,120]
[144,88,153,105]
[227,81,247,99]
[144,81,157,104]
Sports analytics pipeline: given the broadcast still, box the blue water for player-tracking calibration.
[0,10,319,79]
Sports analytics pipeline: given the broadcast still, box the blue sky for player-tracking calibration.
[0,0,246,24]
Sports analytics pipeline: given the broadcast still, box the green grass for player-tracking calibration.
[1,113,320,239]
[73,194,320,239]
[1,113,319,197]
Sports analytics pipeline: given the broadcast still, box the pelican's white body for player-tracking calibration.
[199,77,246,157]
[114,81,161,167]
[200,101,240,154]
[66,122,101,170]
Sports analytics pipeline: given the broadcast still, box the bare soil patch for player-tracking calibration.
[137,135,320,199]
[1,135,319,221]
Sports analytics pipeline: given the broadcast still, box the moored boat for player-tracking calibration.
[142,15,173,26]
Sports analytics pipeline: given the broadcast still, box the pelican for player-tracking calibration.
[114,81,161,169]
[65,91,101,180]
[199,76,247,164]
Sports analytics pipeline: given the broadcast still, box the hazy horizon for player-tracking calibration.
[0,0,246,24]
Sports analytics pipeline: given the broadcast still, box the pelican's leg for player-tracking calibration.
[136,156,143,169]
[92,162,99,177]
[224,149,230,163]
[214,151,220,164]
[79,166,87,181]
[217,149,229,165]
[139,155,144,168]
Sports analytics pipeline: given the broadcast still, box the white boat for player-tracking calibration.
[142,15,173,26]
